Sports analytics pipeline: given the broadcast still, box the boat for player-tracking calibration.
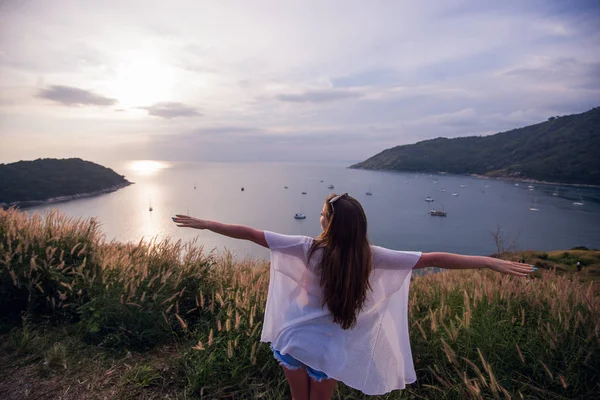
[284,186,288,189]
[320,180,323,183]
[430,209,447,217]
[529,197,539,212]
[194,182,196,190]
[301,192,307,195]
[573,192,584,206]
[460,185,467,188]
[452,193,458,196]
[328,185,334,189]
[366,185,373,196]
[425,196,434,202]
[294,213,306,219]
[440,188,445,192]
[552,186,558,196]
[148,198,153,212]
[241,187,244,191]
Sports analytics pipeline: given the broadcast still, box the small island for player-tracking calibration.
[0,158,132,209]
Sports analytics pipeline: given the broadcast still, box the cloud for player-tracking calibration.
[277,89,363,103]
[502,57,600,89]
[139,102,202,119]
[37,85,117,106]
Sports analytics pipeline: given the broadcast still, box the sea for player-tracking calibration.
[24,160,600,261]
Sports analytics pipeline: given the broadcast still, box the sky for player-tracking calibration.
[1,0,599,164]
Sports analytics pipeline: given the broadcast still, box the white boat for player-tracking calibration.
[440,188,445,192]
[552,186,558,196]
[529,197,539,212]
[425,196,434,202]
[294,213,306,219]
[460,185,467,188]
[573,191,584,206]
[452,193,458,196]
[328,185,334,189]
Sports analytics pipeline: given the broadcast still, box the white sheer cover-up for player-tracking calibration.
[260,231,421,395]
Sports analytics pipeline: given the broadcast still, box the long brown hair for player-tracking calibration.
[308,193,372,329]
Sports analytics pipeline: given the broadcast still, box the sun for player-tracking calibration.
[109,52,176,108]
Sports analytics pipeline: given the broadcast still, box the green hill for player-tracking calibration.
[0,158,131,207]
[351,107,600,186]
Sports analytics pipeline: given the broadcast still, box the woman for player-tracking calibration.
[172,193,535,399]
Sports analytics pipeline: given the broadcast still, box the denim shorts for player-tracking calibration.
[271,347,329,382]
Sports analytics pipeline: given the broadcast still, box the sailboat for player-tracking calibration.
[295,196,306,219]
[430,205,447,217]
[194,182,196,190]
[366,185,372,196]
[573,192,584,206]
[529,197,539,212]
[552,186,558,196]
[148,198,153,212]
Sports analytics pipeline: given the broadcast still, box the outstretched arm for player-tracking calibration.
[413,252,536,277]
[172,215,268,248]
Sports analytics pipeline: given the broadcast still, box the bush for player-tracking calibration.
[0,208,215,349]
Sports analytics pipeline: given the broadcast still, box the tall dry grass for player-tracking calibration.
[1,207,598,399]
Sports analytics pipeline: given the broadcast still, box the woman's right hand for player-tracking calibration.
[172,215,209,230]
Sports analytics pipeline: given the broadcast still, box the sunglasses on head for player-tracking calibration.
[329,193,348,211]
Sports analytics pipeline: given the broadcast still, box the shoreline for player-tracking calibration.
[468,174,600,189]
[349,166,600,189]
[0,181,133,210]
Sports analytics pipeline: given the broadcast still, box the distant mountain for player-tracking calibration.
[0,158,132,207]
[351,107,600,186]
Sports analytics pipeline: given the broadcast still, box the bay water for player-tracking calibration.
[26,161,600,261]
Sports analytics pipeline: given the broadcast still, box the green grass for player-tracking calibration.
[1,208,599,399]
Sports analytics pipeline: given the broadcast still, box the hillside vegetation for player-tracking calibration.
[0,158,131,206]
[351,107,600,186]
[0,208,598,399]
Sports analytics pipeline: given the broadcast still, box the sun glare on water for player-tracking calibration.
[127,160,169,176]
